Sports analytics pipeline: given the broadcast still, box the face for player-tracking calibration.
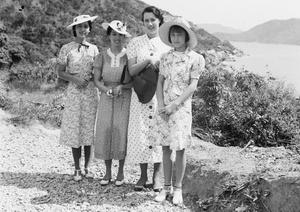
[109,29,125,47]
[143,12,160,37]
[170,28,188,52]
[75,22,90,38]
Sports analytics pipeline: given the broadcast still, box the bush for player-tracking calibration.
[193,68,300,147]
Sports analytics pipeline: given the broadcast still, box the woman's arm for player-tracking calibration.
[127,57,151,76]
[93,66,109,93]
[156,74,169,121]
[162,78,198,114]
[57,64,88,87]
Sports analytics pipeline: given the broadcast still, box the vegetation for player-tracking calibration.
[1,0,299,150]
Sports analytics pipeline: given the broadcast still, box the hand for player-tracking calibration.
[159,102,178,115]
[76,77,89,89]
[148,54,160,69]
[157,103,169,122]
[113,85,122,97]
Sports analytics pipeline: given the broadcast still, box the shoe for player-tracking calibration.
[84,168,94,179]
[100,178,111,186]
[115,179,124,187]
[73,170,82,181]
[154,185,173,202]
[134,184,146,191]
[172,188,183,205]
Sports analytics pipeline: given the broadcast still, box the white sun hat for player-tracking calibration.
[66,15,98,29]
[159,17,197,48]
[102,20,131,37]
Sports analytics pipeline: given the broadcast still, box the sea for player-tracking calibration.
[224,41,300,96]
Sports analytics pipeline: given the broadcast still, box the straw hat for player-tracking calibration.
[102,20,131,37]
[66,15,98,29]
[159,17,197,48]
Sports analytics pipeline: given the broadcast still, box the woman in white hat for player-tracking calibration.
[150,17,205,204]
[57,15,99,181]
[93,20,132,187]
[125,6,171,192]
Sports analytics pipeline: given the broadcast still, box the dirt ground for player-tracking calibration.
[1,106,300,212]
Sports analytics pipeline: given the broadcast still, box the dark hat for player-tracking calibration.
[133,65,159,104]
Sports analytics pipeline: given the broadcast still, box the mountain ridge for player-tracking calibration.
[213,18,300,45]
[197,23,243,34]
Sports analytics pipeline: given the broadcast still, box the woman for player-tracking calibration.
[126,6,171,191]
[93,20,132,187]
[153,17,205,204]
[57,15,99,181]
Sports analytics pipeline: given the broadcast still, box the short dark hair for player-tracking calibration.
[142,6,164,26]
[168,25,190,43]
[72,21,92,37]
[106,26,112,36]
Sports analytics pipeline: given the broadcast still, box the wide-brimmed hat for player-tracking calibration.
[102,20,131,37]
[66,15,98,29]
[133,65,159,104]
[159,17,197,48]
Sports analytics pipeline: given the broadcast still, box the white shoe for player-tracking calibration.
[172,189,183,205]
[84,168,94,179]
[73,170,82,181]
[154,185,173,202]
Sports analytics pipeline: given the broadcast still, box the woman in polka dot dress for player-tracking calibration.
[126,6,170,191]
[93,20,132,187]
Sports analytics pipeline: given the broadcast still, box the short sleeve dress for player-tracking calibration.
[149,48,205,151]
[57,41,99,148]
[126,34,170,165]
[93,48,132,160]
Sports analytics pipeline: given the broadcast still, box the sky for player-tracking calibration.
[141,0,300,31]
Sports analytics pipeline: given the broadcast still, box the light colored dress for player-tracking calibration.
[126,34,170,164]
[93,48,132,160]
[149,48,205,151]
[58,41,99,148]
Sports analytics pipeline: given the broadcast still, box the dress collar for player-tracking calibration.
[107,48,126,67]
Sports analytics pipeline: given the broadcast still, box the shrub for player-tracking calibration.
[193,68,300,147]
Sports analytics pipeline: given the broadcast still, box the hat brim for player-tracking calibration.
[102,22,131,38]
[66,16,98,29]
[159,21,197,48]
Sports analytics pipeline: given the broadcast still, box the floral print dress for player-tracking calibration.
[57,41,99,148]
[126,34,170,165]
[149,48,205,152]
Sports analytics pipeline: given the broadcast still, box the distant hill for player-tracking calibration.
[0,0,236,68]
[213,18,300,45]
[197,23,243,34]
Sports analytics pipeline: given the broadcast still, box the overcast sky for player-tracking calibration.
[141,0,300,31]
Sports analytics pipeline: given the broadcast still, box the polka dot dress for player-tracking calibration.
[125,34,171,165]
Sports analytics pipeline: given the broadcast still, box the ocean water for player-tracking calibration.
[225,42,300,95]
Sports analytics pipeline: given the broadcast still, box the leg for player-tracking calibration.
[72,147,82,181]
[83,145,92,169]
[115,159,125,186]
[72,147,82,170]
[174,149,186,188]
[155,146,173,201]
[153,162,163,191]
[116,159,125,181]
[83,146,94,178]
[103,159,112,180]
[100,159,112,186]
[173,149,186,205]
[134,163,148,191]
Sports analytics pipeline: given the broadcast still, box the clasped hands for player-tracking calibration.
[107,85,123,98]
[158,102,178,121]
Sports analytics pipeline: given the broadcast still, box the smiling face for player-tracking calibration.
[75,22,90,38]
[143,12,160,38]
[109,29,125,48]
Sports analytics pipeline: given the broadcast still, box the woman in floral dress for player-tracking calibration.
[57,15,99,181]
[152,17,205,204]
[126,6,170,191]
[93,20,132,187]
